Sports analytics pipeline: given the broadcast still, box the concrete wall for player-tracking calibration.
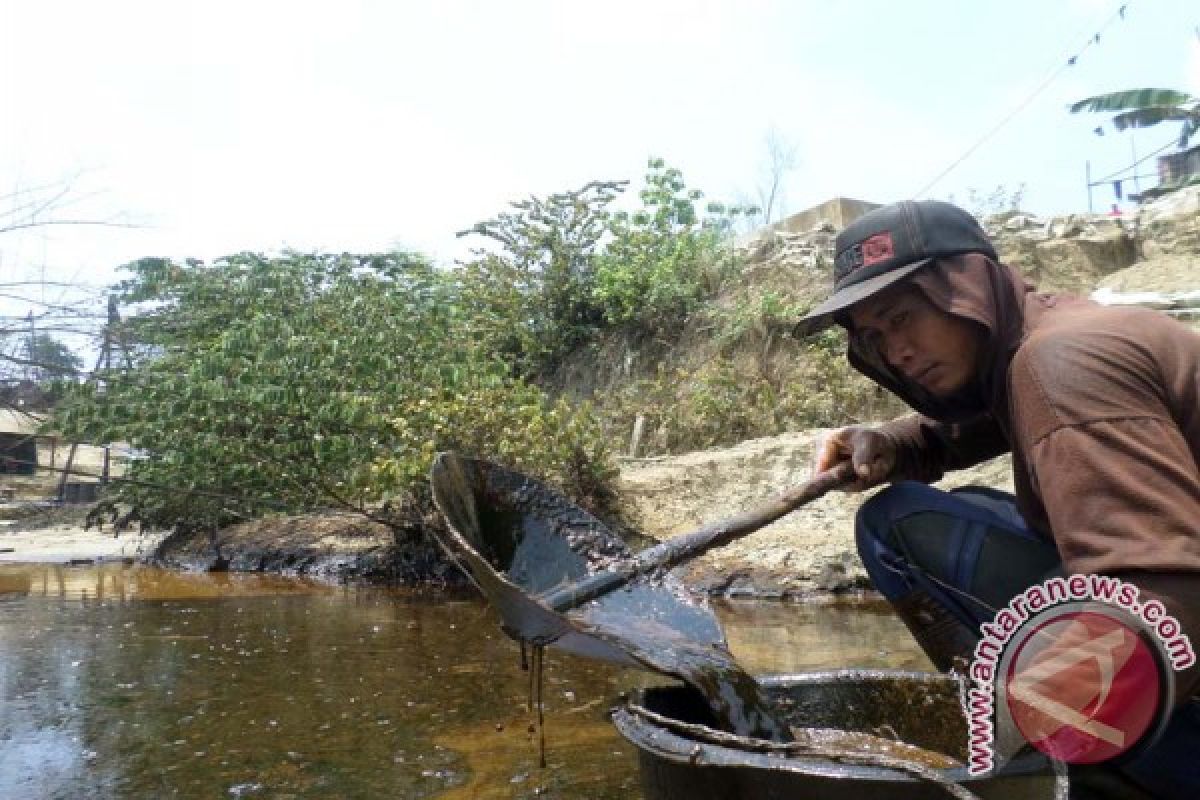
[773,197,881,234]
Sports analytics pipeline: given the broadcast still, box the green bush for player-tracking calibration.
[457,160,754,379]
[593,159,750,331]
[455,180,623,379]
[54,252,614,532]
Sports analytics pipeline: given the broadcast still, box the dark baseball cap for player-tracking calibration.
[793,200,997,336]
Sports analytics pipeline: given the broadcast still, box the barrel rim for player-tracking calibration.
[611,668,1051,784]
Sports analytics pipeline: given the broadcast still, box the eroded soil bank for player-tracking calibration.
[615,430,1015,596]
[150,511,462,585]
[9,205,1197,595]
[129,435,1013,600]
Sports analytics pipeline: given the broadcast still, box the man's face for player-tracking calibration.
[847,283,982,397]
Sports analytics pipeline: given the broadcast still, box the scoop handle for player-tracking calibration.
[539,463,857,612]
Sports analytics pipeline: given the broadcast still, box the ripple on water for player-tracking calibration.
[0,563,926,798]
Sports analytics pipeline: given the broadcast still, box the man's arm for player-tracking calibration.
[1012,319,1200,706]
[813,412,1009,490]
[879,412,1010,483]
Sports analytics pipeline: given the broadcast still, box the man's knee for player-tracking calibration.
[855,482,935,598]
[855,481,936,550]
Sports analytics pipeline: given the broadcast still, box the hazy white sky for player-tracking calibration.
[2,0,1198,305]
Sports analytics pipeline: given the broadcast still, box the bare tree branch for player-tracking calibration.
[0,218,142,235]
[758,128,799,226]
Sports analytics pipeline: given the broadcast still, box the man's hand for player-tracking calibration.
[813,426,896,491]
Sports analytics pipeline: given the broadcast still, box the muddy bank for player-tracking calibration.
[0,449,1008,597]
[150,511,463,585]
[140,437,1008,599]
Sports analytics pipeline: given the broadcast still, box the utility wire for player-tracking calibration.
[914,2,1132,198]
[1091,136,1178,183]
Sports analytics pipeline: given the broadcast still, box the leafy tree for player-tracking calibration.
[1070,88,1200,148]
[593,159,751,330]
[27,333,85,379]
[457,161,753,371]
[54,251,613,532]
[456,180,626,379]
[0,332,84,390]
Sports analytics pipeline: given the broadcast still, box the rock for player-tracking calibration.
[1027,232,1138,292]
[739,228,838,275]
[1139,184,1200,222]
[1002,213,1038,232]
[1045,214,1085,239]
[1137,186,1200,259]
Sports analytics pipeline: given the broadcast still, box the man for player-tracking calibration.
[793,199,1198,797]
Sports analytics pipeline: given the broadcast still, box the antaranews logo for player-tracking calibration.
[964,574,1195,776]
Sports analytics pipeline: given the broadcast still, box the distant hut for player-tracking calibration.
[1134,143,1200,202]
[0,409,43,476]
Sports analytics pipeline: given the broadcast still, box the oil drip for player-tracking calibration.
[533,644,545,768]
[521,642,548,768]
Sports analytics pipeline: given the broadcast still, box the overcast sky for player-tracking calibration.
[2,0,1198,311]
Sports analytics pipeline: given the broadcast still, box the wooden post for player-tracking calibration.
[628,414,646,458]
[1086,160,1093,214]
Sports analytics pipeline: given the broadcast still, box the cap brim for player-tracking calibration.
[792,258,933,337]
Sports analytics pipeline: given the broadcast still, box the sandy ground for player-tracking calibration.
[0,512,166,564]
[617,430,1014,595]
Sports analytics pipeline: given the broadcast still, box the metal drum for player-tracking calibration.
[612,669,1057,800]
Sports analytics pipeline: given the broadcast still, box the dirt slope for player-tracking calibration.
[614,205,1199,596]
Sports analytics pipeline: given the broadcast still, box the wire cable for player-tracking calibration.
[914,2,1133,198]
[1091,136,1178,183]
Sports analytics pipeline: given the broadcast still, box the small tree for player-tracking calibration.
[753,128,798,227]
[456,180,626,378]
[593,159,752,332]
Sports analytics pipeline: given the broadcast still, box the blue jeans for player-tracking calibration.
[856,481,1200,798]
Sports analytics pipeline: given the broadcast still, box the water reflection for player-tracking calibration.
[0,565,926,799]
[0,564,644,799]
[714,595,931,674]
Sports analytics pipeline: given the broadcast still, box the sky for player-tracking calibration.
[2,0,1198,328]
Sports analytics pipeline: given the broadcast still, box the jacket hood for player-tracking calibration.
[843,253,1035,421]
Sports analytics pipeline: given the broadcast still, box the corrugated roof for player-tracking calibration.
[0,409,46,435]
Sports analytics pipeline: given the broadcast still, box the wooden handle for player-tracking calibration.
[540,463,857,612]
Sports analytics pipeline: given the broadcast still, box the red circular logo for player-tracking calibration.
[1005,610,1161,764]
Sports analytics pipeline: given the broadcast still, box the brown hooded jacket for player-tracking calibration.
[849,253,1200,702]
